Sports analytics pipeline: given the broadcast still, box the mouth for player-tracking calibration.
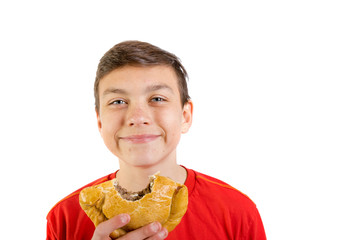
[120,134,161,144]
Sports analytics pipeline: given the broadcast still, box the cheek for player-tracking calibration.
[156,109,183,138]
[100,114,123,142]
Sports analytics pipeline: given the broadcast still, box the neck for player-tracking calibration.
[116,160,187,192]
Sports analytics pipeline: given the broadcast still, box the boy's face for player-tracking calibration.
[96,65,192,168]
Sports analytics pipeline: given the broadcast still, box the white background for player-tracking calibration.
[1,1,359,239]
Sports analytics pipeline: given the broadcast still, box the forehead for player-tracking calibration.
[98,65,180,94]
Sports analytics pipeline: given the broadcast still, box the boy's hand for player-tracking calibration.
[91,214,168,240]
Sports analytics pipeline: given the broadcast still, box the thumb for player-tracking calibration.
[92,214,130,240]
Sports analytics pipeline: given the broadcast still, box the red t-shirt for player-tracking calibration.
[46,167,266,239]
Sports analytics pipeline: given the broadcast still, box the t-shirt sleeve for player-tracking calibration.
[246,207,266,240]
[46,210,58,240]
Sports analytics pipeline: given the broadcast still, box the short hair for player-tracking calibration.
[94,40,190,112]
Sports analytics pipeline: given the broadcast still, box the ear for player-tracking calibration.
[181,100,193,133]
[96,107,102,133]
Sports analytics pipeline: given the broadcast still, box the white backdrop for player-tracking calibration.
[1,1,359,239]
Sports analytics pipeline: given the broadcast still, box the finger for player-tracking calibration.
[146,227,168,240]
[118,222,168,240]
[92,214,130,240]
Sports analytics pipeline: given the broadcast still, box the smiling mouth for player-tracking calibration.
[120,134,161,144]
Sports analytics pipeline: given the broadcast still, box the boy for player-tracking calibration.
[46,40,266,240]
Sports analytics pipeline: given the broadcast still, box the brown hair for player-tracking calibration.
[94,40,190,112]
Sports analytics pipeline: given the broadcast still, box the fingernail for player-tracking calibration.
[150,222,160,232]
[120,214,129,223]
[158,229,168,238]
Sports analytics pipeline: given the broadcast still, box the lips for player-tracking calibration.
[120,134,161,144]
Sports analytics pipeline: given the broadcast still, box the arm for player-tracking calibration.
[46,219,57,240]
[248,208,266,240]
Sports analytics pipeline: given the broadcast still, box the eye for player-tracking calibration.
[151,97,166,102]
[110,99,127,105]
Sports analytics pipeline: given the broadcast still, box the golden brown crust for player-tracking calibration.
[79,174,188,238]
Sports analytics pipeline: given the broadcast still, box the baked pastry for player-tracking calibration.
[79,173,188,239]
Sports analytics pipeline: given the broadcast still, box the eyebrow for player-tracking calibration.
[145,84,174,93]
[102,84,174,98]
[102,88,127,97]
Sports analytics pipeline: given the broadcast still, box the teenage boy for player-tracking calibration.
[46,40,266,240]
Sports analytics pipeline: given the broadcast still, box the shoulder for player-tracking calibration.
[195,170,252,198]
[187,168,258,213]
[177,168,266,239]
[46,173,117,239]
[47,171,117,219]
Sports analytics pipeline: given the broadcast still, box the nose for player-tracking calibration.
[126,103,151,126]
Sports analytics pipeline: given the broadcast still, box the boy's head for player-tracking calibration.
[94,40,190,112]
[94,41,193,167]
